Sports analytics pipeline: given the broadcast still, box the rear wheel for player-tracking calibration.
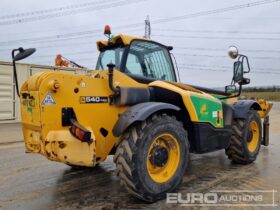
[114,114,189,202]
[226,110,262,164]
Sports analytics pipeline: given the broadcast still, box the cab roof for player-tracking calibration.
[96,34,149,51]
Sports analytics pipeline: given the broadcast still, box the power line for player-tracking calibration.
[0,28,143,50]
[30,50,98,59]
[0,40,96,52]
[1,0,279,46]
[1,51,99,61]
[0,0,118,20]
[0,27,143,47]
[0,30,100,46]
[0,15,144,39]
[173,46,280,54]
[151,0,280,24]
[175,53,280,60]
[178,66,280,74]
[0,0,146,26]
[154,34,280,41]
[175,53,227,58]
[0,0,278,30]
[153,28,280,35]
[178,63,280,71]
[191,16,280,20]
[1,41,280,57]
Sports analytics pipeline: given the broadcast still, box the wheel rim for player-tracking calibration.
[247,121,260,152]
[147,133,180,183]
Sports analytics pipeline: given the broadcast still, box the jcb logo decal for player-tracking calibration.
[200,104,209,115]
[80,96,108,104]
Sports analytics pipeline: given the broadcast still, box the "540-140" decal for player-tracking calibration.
[80,96,108,104]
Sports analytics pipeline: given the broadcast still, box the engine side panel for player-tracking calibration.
[149,81,224,128]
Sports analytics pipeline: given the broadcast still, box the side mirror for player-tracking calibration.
[233,61,244,83]
[11,47,36,97]
[225,85,236,95]
[228,46,239,59]
[13,47,36,61]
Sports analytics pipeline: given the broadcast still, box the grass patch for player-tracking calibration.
[242,92,280,101]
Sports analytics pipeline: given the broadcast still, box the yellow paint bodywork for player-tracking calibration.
[21,70,146,166]
[257,99,273,118]
[45,130,96,166]
[96,34,148,51]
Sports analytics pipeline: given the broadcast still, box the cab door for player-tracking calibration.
[124,40,177,82]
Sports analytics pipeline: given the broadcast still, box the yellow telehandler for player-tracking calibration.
[12,26,272,202]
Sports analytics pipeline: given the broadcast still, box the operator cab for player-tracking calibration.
[96,26,250,98]
[96,38,177,83]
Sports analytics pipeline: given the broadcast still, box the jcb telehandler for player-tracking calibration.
[12,26,272,202]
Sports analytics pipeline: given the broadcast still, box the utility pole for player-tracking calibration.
[144,15,151,39]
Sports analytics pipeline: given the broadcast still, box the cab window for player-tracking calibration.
[126,53,144,76]
[96,47,124,70]
[125,40,176,81]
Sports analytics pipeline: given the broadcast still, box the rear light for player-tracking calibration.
[69,119,91,142]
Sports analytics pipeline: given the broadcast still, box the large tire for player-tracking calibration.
[114,114,189,202]
[226,110,262,164]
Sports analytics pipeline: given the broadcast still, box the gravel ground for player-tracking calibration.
[270,102,280,135]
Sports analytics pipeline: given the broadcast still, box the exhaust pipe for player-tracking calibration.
[107,63,120,94]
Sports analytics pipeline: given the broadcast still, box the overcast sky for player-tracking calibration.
[0,0,280,87]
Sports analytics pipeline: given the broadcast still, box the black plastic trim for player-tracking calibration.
[231,100,262,119]
[190,122,232,153]
[222,102,233,127]
[115,87,152,106]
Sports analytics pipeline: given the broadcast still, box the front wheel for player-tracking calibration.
[226,110,262,164]
[114,114,189,202]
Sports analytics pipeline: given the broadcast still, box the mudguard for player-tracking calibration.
[112,102,180,137]
[231,100,262,119]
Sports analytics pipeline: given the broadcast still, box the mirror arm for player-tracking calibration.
[220,84,242,100]
[238,54,250,73]
[244,56,251,73]
[12,49,20,97]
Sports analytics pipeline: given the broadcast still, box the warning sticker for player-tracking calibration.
[42,92,56,105]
